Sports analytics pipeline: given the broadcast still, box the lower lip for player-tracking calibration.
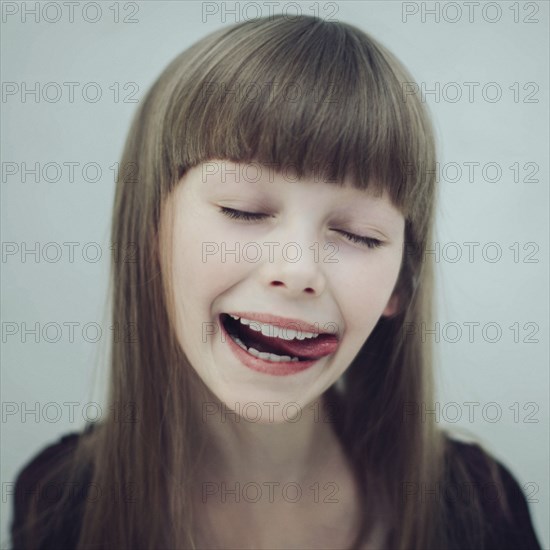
[220,317,325,376]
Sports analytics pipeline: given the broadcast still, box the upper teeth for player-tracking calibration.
[229,315,320,340]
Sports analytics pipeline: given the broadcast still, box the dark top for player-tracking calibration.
[10,426,544,549]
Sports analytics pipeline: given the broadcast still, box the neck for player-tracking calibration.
[196,393,346,488]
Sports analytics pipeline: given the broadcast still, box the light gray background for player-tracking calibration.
[1,1,548,547]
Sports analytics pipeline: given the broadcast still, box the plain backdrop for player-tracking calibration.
[1,1,548,547]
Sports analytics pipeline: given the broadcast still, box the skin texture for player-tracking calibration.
[159,159,405,547]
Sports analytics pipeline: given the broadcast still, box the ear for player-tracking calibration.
[382,291,400,318]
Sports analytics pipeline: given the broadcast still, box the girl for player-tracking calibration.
[11,14,542,550]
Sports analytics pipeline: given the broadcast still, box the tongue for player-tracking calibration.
[236,322,339,360]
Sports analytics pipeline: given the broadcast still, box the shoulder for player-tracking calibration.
[443,434,542,550]
[11,423,96,550]
[13,427,88,484]
[13,423,95,496]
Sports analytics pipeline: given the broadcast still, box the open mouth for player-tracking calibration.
[220,313,339,363]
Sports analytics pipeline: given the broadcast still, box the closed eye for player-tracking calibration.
[219,207,268,222]
[219,207,384,249]
[337,231,384,249]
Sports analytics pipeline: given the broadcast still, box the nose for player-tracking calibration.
[258,240,327,298]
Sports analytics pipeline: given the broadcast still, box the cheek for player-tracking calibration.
[336,250,402,325]
[171,214,251,307]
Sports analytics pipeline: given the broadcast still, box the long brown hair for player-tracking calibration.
[15,14,510,550]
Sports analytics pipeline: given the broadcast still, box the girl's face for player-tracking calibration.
[160,160,405,422]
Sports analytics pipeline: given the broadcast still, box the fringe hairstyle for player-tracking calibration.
[13,14,512,550]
